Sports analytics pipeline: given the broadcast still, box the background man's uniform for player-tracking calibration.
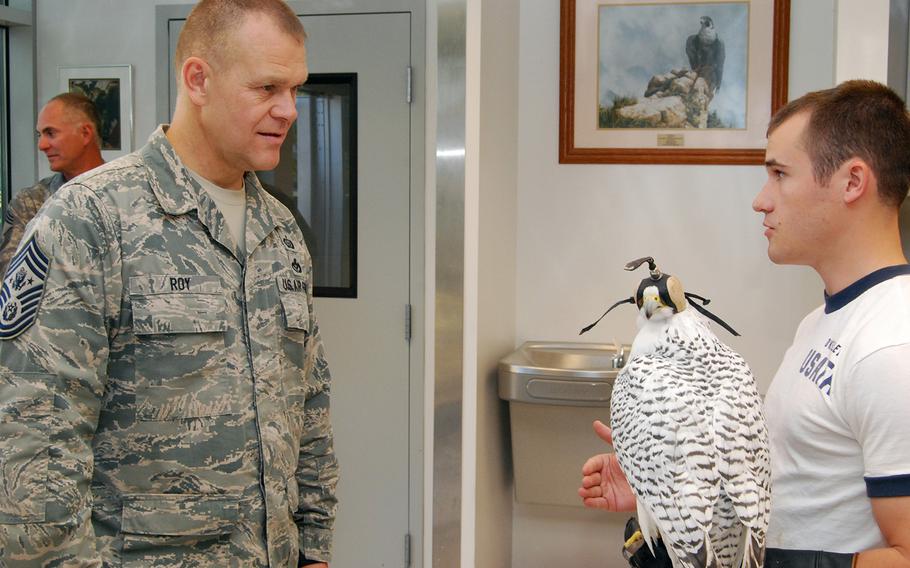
[0,127,338,566]
[0,173,66,276]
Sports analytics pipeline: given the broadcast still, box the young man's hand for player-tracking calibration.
[578,420,637,512]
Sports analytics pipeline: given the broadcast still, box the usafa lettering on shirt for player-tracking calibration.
[797,337,842,395]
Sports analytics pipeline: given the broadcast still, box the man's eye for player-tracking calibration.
[262,85,275,93]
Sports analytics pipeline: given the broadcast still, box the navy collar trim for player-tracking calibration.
[824,264,910,314]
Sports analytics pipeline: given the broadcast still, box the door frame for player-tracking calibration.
[154,2,427,564]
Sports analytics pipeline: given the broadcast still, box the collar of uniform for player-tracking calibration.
[140,125,204,216]
[45,172,67,194]
[242,174,281,255]
[140,125,282,255]
[824,264,910,314]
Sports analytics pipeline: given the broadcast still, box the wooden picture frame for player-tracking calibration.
[559,0,790,165]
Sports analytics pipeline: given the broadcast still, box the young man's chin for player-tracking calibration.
[767,249,798,266]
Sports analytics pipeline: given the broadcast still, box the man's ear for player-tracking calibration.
[79,122,95,146]
[181,56,211,106]
[841,158,872,205]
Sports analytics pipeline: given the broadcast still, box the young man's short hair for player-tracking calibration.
[768,80,910,208]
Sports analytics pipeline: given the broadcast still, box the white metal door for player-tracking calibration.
[301,13,412,568]
[168,11,413,567]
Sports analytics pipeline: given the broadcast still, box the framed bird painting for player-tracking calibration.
[559,0,790,164]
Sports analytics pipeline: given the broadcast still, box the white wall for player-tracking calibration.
[835,0,890,83]
[511,1,836,566]
[35,0,188,180]
[472,0,519,566]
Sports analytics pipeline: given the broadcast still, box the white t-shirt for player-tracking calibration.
[765,265,910,553]
[188,170,247,256]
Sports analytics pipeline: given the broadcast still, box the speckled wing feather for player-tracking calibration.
[612,350,721,567]
[710,339,771,568]
[611,311,770,568]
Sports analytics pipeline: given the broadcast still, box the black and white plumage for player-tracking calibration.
[686,16,726,92]
[609,261,770,568]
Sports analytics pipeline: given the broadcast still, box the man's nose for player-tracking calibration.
[37,135,50,152]
[273,90,298,122]
[752,182,772,213]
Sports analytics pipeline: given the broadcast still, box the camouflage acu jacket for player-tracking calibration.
[0,172,65,278]
[0,127,338,567]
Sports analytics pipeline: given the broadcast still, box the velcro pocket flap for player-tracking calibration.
[276,276,310,332]
[121,494,242,536]
[130,275,226,335]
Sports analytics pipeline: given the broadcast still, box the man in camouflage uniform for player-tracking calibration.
[0,92,104,276]
[0,1,338,566]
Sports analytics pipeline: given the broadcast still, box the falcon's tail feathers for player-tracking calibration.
[738,527,764,568]
[663,530,716,568]
[635,502,661,556]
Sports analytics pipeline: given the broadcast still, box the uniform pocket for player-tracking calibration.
[130,275,226,335]
[0,373,54,523]
[276,275,312,441]
[120,493,242,567]
[276,275,310,333]
[276,274,311,385]
[129,275,240,421]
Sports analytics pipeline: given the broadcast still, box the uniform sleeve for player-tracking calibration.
[0,190,44,278]
[0,185,119,566]
[840,343,910,498]
[294,277,339,563]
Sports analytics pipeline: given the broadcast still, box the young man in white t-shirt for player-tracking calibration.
[578,80,910,567]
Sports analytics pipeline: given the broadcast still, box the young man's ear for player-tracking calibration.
[181,56,211,106]
[841,158,872,205]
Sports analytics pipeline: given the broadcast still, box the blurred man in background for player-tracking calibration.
[0,92,104,275]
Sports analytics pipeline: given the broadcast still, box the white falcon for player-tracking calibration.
[583,257,770,568]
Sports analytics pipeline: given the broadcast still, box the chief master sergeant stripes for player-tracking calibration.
[0,1,338,566]
[0,175,63,274]
[0,235,49,339]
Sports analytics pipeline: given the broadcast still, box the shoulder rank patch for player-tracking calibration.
[0,234,49,340]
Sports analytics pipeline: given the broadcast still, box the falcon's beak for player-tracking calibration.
[642,293,665,319]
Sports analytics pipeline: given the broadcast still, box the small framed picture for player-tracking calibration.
[58,65,133,162]
[559,0,790,165]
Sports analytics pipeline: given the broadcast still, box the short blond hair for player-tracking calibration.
[175,0,306,75]
[48,92,103,149]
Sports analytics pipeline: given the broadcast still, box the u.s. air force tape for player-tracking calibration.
[0,234,49,340]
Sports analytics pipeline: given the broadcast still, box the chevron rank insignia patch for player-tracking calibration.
[0,234,49,340]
